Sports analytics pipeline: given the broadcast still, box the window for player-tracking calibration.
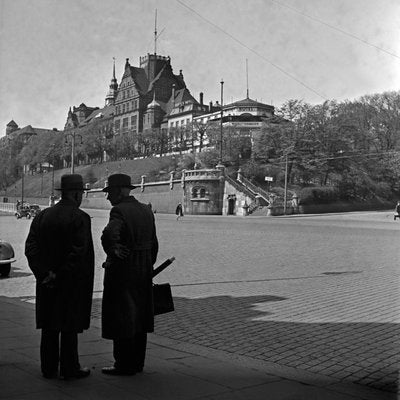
[122,118,128,128]
[191,186,208,200]
[131,115,137,133]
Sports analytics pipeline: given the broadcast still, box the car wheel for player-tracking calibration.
[0,263,11,278]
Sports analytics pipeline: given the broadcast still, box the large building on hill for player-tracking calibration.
[64,53,216,152]
[2,120,59,144]
[5,51,277,159]
[63,52,277,157]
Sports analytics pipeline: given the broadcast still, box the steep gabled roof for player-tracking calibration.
[165,88,199,116]
[18,125,36,135]
[7,120,18,127]
[80,105,115,126]
[129,66,149,94]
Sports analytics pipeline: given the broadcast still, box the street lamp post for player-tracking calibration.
[51,162,55,197]
[283,146,295,215]
[40,168,43,194]
[284,152,288,215]
[21,166,24,205]
[219,79,224,164]
[65,131,83,174]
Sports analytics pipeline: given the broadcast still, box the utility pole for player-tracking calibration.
[65,131,82,174]
[21,166,24,205]
[284,152,288,215]
[51,163,55,197]
[219,79,224,164]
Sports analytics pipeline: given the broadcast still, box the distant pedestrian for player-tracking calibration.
[394,201,400,220]
[175,203,183,220]
[25,174,94,380]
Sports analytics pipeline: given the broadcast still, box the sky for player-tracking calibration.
[0,0,399,136]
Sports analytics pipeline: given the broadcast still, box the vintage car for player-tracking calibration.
[15,204,41,219]
[0,240,16,277]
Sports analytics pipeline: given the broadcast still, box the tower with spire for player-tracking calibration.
[105,58,119,106]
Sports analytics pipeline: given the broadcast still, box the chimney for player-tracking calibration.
[199,92,204,105]
[125,58,130,70]
[209,101,213,111]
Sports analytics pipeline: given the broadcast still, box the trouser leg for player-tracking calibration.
[40,329,59,375]
[113,333,147,371]
[59,332,79,377]
[133,332,147,370]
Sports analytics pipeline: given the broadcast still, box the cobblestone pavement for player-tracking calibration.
[1,210,399,395]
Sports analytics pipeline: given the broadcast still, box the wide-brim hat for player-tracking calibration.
[102,173,136,192]
[55,174,86,191]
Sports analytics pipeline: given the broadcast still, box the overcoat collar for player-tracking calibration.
[117,196,137,205]
[58,198,80,208]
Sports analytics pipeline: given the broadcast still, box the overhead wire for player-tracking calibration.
[175,0,327,101]
[268,149,400,166]
[269,0,400,61]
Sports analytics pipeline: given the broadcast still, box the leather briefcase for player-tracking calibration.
[153,283,174,315]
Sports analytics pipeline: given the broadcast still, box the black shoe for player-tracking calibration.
[101,366,136,376]
[61,367,90,380]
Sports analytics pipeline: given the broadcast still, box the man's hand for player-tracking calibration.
[113,244,130,260]
[41,270,57,289]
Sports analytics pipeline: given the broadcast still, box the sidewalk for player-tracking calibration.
[0,296,395,400]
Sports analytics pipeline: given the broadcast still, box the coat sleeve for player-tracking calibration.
[25,212,44,280]
[151,213,158,265]
[101,207,127,259]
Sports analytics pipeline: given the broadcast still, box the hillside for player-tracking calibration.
[4,155,179,199]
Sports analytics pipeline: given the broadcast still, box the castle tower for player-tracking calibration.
[139,53,171,82]
[6,120,18,136]
[105,58,119,106]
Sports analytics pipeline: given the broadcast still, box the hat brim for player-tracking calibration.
[102,184,136,193]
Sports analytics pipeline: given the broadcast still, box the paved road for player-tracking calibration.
[0,209,399,394]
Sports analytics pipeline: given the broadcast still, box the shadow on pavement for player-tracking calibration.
[91,294,398,394]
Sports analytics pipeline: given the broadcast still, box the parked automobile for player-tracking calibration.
[15,204,41,219]
[0,240,16,277]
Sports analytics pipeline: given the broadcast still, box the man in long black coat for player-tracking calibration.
[25,174,94,379]
[101,173,158,376]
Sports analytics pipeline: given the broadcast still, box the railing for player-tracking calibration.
[247,201,259,214]
[224,175,256,200]
[0,203,16,213]
[238,175,270,205]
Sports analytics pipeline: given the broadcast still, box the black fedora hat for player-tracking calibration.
[102,174,136,192]
[55,174,86,191]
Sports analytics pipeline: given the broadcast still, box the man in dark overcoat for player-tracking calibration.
[101,173,158,376]
[25,174,94,380]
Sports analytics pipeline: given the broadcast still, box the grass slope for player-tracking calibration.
[5,156,176,198]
